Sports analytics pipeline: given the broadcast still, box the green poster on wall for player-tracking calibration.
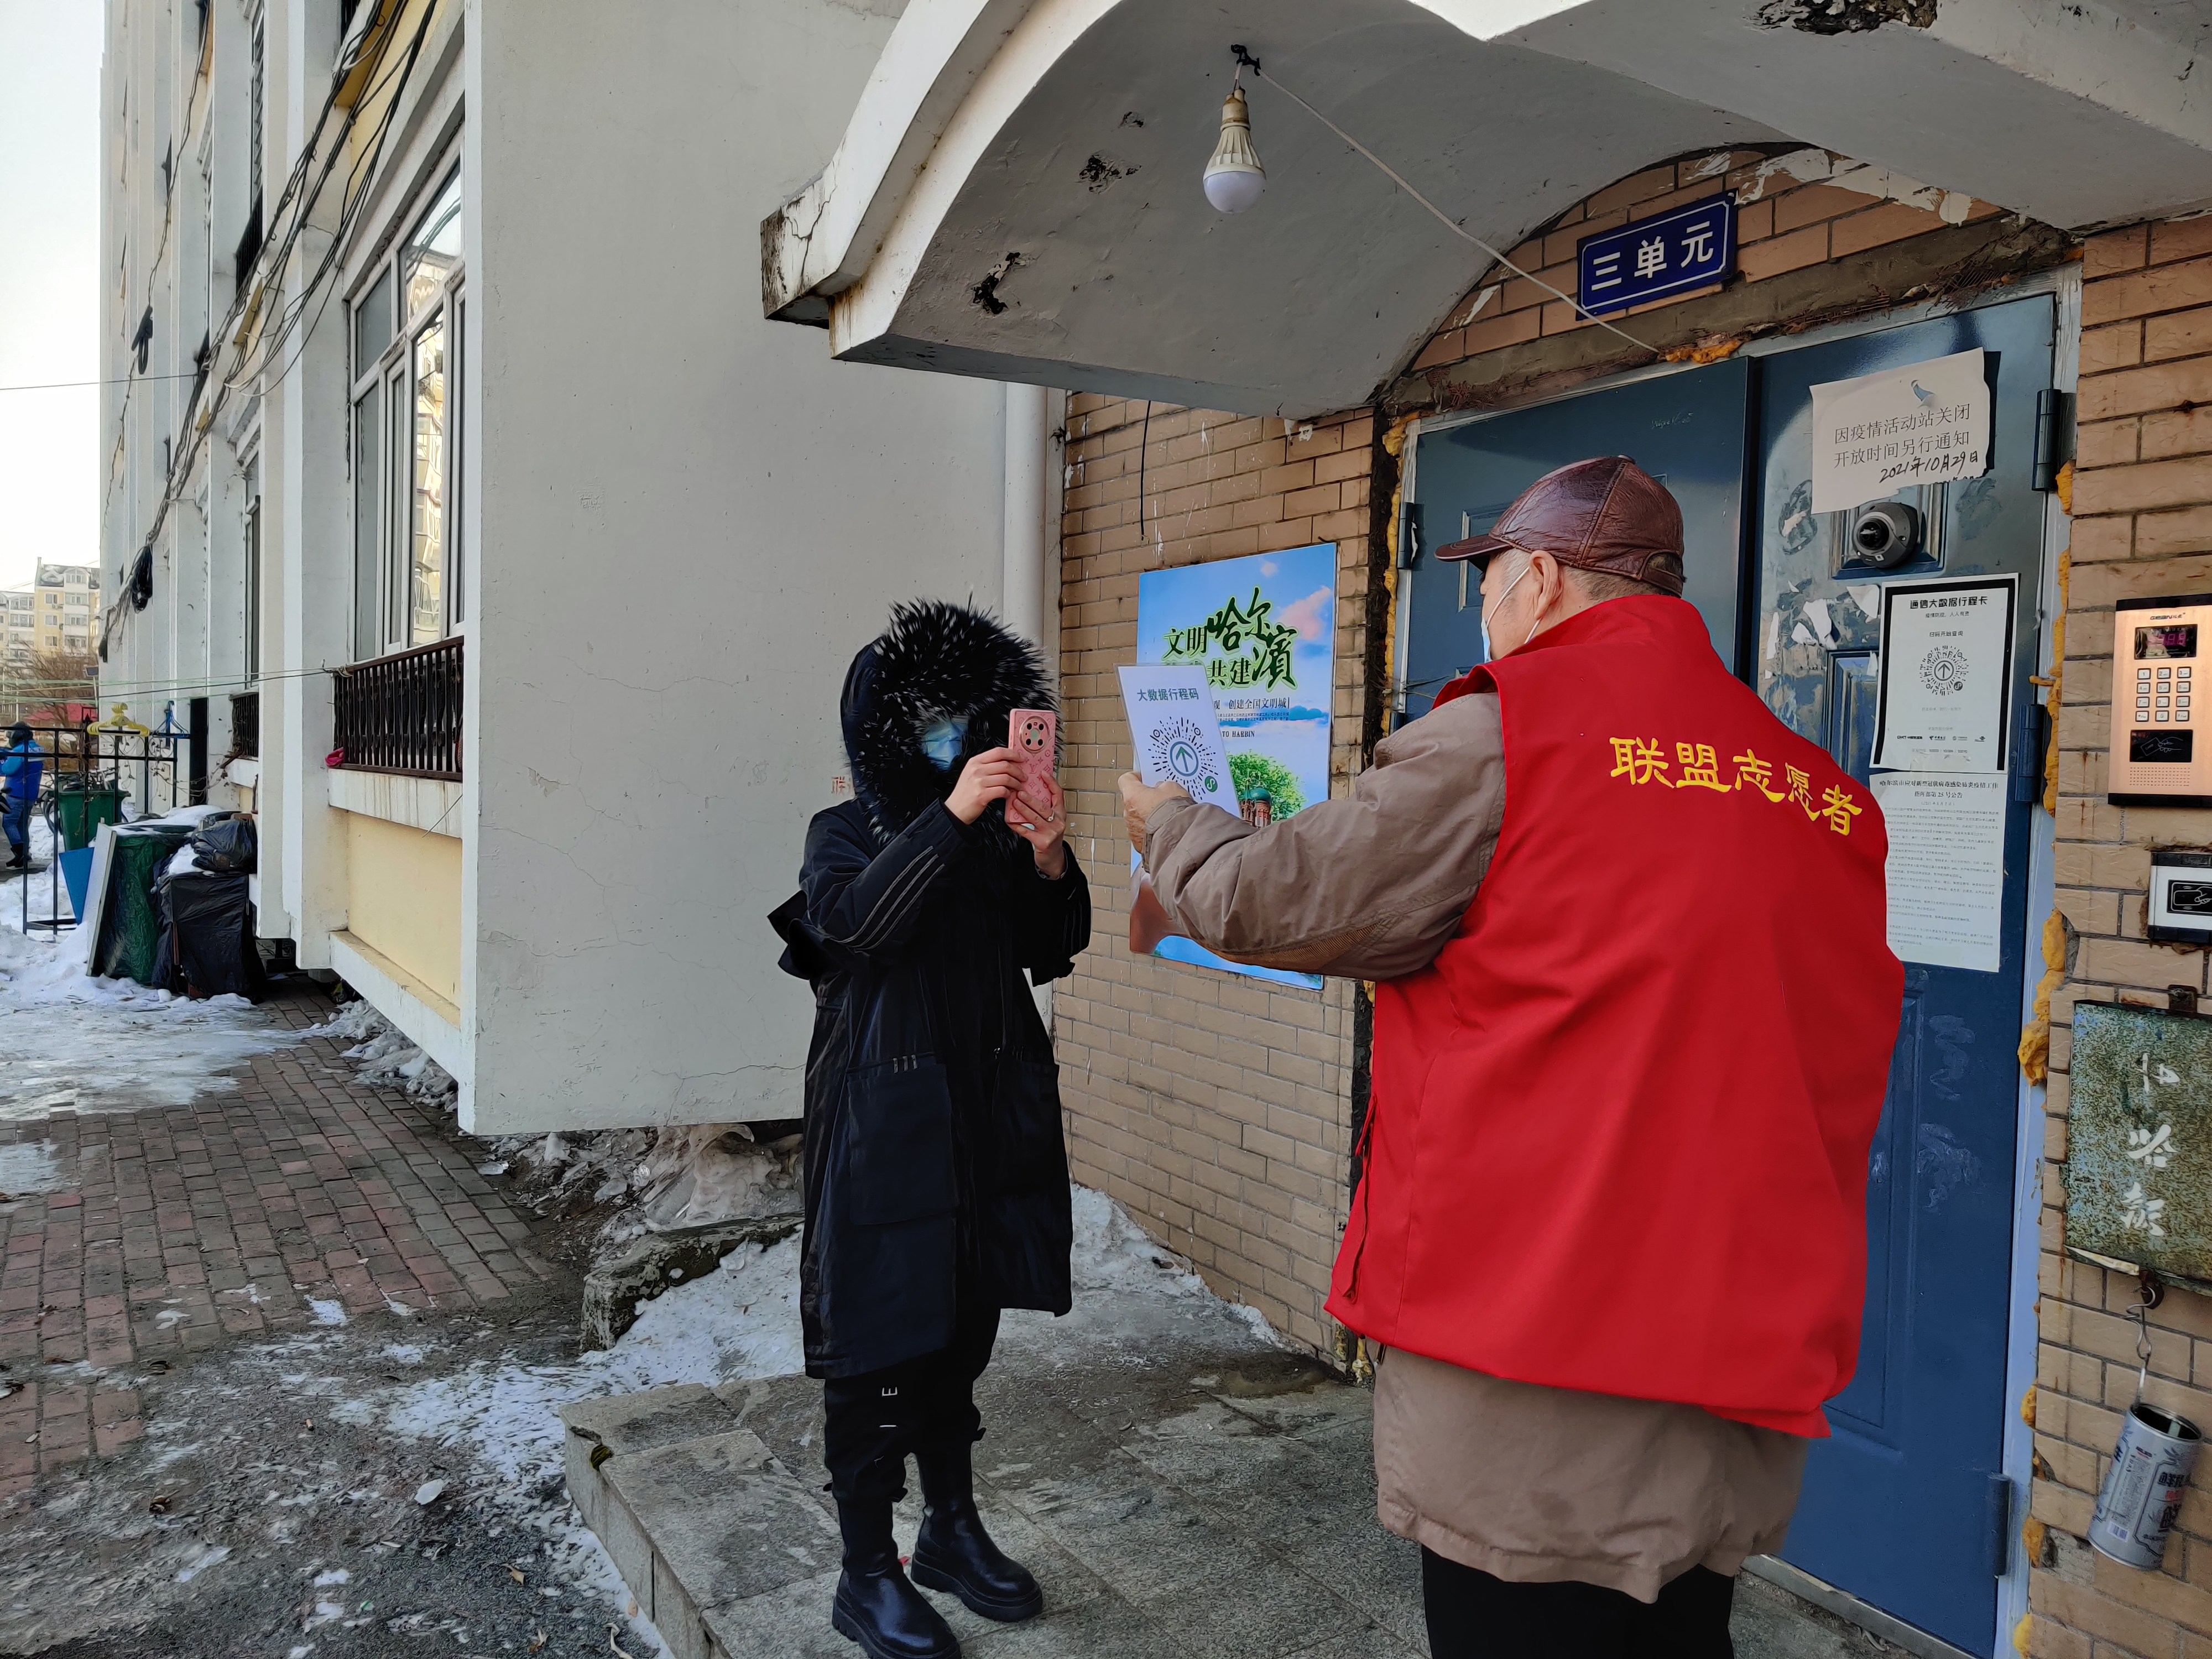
[1131,544,1336,990]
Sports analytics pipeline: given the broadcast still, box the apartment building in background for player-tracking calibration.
[98,0,1057,1123]
[4,564,103,662]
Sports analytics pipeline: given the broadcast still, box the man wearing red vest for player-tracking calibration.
[1118,457,1901,1658]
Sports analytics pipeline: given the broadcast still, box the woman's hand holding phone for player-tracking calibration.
[947,749,1067,876]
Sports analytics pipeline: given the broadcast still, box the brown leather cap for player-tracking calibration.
[1433,456,1686,597]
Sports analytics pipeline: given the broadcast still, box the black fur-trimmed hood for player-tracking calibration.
[842,600,1053,847]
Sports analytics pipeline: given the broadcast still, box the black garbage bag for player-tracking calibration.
[159,871,266,1001]
[189,814,257,873]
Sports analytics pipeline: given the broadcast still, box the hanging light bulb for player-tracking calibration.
[1203,81,1265,213]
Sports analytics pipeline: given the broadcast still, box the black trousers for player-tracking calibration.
[822,1303,1001,1505]
[1422,1549,1736,1659]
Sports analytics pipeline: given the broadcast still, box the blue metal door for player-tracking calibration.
[1753,297,2051,1656]
[1399,361,1751,718]
[1401,297,2052,1656]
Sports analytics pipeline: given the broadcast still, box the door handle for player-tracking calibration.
[1987,1472,2016,1575]
[2012,700,2049,804]
[2034,390,2072,493]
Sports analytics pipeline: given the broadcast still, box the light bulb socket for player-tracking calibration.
[1203,84,1265,213]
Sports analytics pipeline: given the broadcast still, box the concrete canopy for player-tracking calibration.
[764,0,2212,418]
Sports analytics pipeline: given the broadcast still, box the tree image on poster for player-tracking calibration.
[1134,545,1337,989]
[1228,751,1304,819]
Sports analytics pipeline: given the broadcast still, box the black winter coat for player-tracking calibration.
[770,603,1092,1380]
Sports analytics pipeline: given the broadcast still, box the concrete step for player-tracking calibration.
[562,1335,1910,1659]
[562,1383,840,1659]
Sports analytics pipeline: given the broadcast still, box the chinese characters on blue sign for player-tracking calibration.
[1577,194,1736,317]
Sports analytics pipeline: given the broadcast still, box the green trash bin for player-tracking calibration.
[55,785,126,852]
[93,823,193,986]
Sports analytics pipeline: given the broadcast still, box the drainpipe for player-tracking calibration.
[1002,383,1052,652]
[1003,382,1062,1029]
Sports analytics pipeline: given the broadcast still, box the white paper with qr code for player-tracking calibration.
[1118,665,1238,815]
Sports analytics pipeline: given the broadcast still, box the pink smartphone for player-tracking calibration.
[1009,708,1057,809]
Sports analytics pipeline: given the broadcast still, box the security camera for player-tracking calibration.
[1850,501,1921,568]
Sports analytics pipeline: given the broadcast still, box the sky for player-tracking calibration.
[0,2,102,593]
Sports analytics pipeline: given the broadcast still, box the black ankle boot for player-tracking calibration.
[910,1443,1043,1623]
[831,1495,959,1659]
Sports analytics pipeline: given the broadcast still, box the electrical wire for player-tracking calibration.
[102,25,359,528]
[106,1,436,649]
[223,17,430,388]
[1246,59,1658,357]
[9,662,337,698]
[0,373,202,394]
[131,3,419,489]
[1136,401,1154,540]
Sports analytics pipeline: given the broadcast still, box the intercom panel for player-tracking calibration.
[2151,851,2212,946]
[2110,594,2212,806]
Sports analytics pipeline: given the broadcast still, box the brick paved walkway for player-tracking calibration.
[0,987,552,1505]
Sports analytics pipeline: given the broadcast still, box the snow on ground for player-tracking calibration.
[1061,1183,1287,1346]
[308,996,460,1109]
[306,1185,1283,1657]
[0,802,307,1121]
[0,919,304,1122]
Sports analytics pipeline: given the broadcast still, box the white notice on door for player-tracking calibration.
[1869,771,2007,972]
[1810,347,1991,515]
[1872,573,2017,774]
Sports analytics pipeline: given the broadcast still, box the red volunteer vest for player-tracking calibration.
[1327,596,1901,1435]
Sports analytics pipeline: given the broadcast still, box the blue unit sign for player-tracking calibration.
[1578,194,1736,316]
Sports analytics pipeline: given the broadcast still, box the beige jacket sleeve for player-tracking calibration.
[1140,690,1505,981]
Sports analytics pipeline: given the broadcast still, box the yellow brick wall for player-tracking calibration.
[2028,218,2212,1659]
[1054,400,1376,1357]
[1403,148,2002,378]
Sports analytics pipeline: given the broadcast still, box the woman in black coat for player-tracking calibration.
[770,601,1091,1659]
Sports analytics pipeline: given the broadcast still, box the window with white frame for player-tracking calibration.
[349,162,462,661]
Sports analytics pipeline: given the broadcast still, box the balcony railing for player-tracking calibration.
[332,635,462,780]
[228,690,259,760]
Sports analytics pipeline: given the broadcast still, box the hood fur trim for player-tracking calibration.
[842,601,1054,847]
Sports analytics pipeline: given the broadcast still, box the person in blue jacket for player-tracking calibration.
[1,723,43,869]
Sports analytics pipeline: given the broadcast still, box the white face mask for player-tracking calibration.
[918,714,969,772]
[1479,560,1535,662]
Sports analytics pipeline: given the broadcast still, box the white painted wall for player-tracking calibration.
[96,0,253,811]
[465,0,1014,1132]
[271,0,351,972]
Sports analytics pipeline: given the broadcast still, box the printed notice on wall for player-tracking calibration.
[1872,573,2017,774]
[1868,771,2007,972]
[1810,347,1991,515]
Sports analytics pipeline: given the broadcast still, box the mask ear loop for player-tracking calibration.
[1517,565,1558,654]
[1484,556,1553,656]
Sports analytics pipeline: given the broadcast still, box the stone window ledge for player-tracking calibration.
[327,767,463,838]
